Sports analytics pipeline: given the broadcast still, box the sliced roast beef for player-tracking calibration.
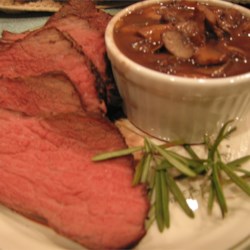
[0,72,83,116]
[46,14,122,114]
[48,0,111,33]
[47,14,107,79]
[0,0,121,113]
[0,109,149,250]
[0,22,110,112]
[0,27,105,114]
[1,12,109,81]
[46,0,111,78]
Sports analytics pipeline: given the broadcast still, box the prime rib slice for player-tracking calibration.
[0,72,83,116]
[0,27,105,114]
[1,7,109,81]
[0,0,111,81]
[0,0,121,113]
[48,0,119,109]
[46,0,111,79]
[47,14,108,80]
[0,109,149,249]
[46,14,122,113]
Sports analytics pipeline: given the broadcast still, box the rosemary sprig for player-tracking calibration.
[93,120,250,231]
[204,120,250,217]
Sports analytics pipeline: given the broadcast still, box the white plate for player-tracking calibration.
[0,15,250,250]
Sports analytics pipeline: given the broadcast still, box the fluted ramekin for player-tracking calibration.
[105,0,250,143]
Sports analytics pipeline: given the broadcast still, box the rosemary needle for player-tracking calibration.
[160,170,170,228]
[184,144,200,160]
[227,155,250,168]
[153,144,197,177]
[155,169,171,231]
[132,155,146,186]
[141,140,152,183]
[165,171,194,218]
[207,184,215,215]
[208,120,236,160]
[211,162,228,217]
[155,170,165,232]
[141,154,152,183]
[221,163,250,195]
[92,145,142,161]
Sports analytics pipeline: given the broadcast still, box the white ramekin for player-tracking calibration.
[105,0,250,143]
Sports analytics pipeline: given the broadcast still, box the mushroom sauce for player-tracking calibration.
[113,1,250,78]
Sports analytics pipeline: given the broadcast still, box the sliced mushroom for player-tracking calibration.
[138,24,171,41]
[162,30,195,59]
[177,20,205,46]
[193,44,228,66]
